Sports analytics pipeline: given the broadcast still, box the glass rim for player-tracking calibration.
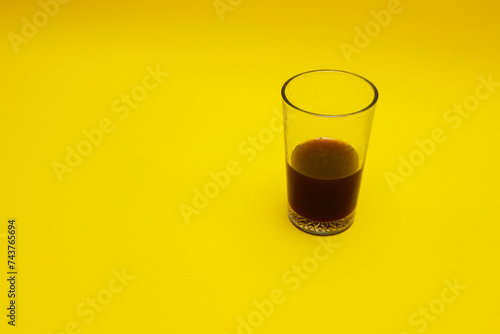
[281,69,379,118]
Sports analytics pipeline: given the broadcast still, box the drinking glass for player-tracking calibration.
[282,69,378,236]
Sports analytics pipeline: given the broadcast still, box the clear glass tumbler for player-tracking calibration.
[282,70,378,236]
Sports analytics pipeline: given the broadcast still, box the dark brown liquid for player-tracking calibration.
[287,137,363,222]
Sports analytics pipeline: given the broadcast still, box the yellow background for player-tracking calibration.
[1,0,499,333]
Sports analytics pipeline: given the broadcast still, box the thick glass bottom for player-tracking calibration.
[288,206,355,236]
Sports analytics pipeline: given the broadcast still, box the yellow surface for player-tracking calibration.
[1,0,499,333]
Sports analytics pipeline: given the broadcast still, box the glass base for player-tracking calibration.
[288,207,355,236]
